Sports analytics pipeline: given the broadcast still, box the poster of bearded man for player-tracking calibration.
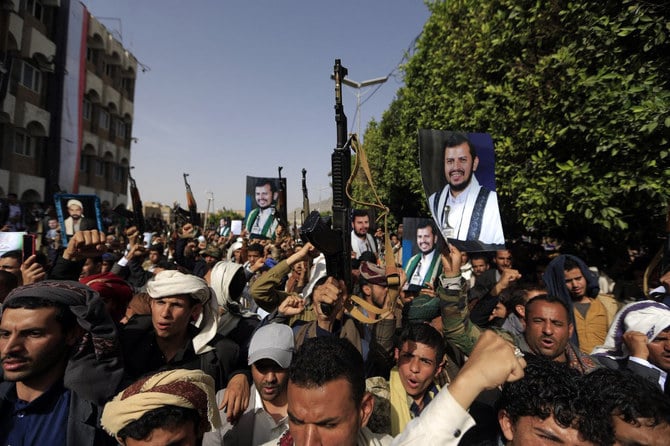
[419,129,505,252]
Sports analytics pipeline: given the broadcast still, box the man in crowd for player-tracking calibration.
[205,323,294,445]
[403,220,443,297]
[0,281,119,444]
[427,132,504,248]
[0,251,45,288]
[517,294,598,374]
[592,300,670,392]
[102,369,220,446]
[543,254,619,354]
[499,284,547,339]
[351,209,378,260]
[497,358,607,446]
[580,367,670,445]
[0,193,26,231]
[469,249,522,326]
[245,179,279,240]
[388,324,445,435]
[119,269,249,412]
[278,330,526,446]
[470,253,490,279]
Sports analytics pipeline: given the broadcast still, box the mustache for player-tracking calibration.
[1,354,27,362]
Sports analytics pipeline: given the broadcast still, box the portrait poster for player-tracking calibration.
[244,176,287,240]
[418,129,505,252]
[54,193,103,245]
[400,217,446,268]
[350,208,379,260]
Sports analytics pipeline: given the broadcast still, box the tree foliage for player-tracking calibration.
[354,0,670,252]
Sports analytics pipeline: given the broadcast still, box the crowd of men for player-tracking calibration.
[0,193,669,446]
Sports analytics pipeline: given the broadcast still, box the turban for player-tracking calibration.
[2,280,116,351]
[80,272,134,322]
[209,261,259,336]
[226,239,244,261]
[101,369,221,440]
[591,300,670,357]
[67,199,83,209]
[146,270,218,354]
[2,281,121,404]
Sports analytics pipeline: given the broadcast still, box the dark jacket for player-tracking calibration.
[120,315,244,391]
[0,382,114,446]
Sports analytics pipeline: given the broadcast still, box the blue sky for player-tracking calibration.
[82,1,430,214]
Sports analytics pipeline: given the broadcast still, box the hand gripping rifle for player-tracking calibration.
[183,173,201,227]
[301,59,353,315]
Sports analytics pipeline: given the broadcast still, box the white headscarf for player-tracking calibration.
[591,300,670,357]
[226,239,244,261]
[209,261,259,336]
[147,270,218,354]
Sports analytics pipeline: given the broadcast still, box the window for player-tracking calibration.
[25,0,43,21]
[116,120,127,139]
[105,63,117,78]
[114,165,124,182]
[83,99,91,120]
[122,77,134,95]
[95,160,104,176]
[14,132,35,157]
[20,61,42,92]
[99,110,109,129]
[80,155,88,172]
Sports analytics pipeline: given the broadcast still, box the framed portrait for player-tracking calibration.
[54,194,103,245]
[349,208,381,261]
[244,176,287,240]
[418,129,505,252]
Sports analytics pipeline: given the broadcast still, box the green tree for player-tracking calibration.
[355,0,670,254]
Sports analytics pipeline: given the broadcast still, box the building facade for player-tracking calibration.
[0,0,136,214]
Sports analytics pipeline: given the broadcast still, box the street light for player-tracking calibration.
[331,73,388,140]
[204,190,214,228]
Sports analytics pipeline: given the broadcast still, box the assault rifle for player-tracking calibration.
[300,59,353,315]
[183,173,201,227]
[113,166,145,234]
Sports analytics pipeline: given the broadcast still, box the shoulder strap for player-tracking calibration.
[432,186,445,220]
[466,187,490,240]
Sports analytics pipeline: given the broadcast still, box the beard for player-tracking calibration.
[448,170,474,192]
[354,229,368,238]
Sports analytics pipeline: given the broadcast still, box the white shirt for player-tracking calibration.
[407,250,437,286]
[427,176,504,246]
[351,231,378,259]
[250,387,288,446]
[250,207,278,237]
